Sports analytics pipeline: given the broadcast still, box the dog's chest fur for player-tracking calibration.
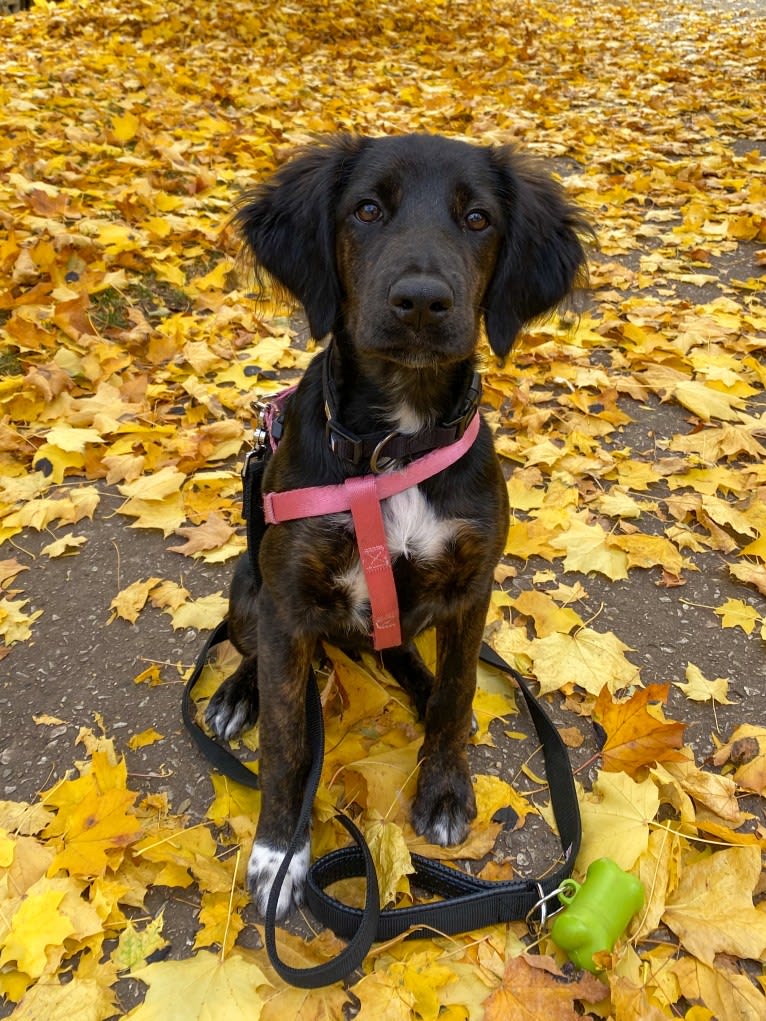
[335,485,466,631]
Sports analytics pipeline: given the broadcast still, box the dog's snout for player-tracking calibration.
[388,275,454,330]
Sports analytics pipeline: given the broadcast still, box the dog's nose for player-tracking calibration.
[388,275,454,329]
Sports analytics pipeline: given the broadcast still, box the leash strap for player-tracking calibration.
[183,631,581,986]
[181,619,260,790]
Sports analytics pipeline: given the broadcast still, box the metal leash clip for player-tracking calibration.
[241,400,271,479]
[525,881,570,937]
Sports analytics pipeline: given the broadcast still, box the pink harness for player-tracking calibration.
[262,411,481,650]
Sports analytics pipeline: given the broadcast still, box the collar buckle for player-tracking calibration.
[325,416,364,465]
[441,371,482,438]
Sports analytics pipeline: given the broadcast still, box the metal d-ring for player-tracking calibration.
[369,431,400,473]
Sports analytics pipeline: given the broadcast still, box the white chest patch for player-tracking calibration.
[382,486,461,561]
[336,486,464,629]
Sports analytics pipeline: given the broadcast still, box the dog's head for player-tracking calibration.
[236,133,589,363]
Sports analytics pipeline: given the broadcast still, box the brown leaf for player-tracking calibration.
[167,512,235,556]
[482,955,606,1021]
[593,684,686,775]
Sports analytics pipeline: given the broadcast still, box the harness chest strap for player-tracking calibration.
[262,410,481,650]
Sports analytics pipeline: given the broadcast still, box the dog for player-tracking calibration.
[206,133,589,919]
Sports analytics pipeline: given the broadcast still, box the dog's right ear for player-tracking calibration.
[235,135,368,340]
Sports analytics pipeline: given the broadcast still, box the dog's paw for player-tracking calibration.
[205,668,258,742]
[247,839,310,919]
[411,765,476,846]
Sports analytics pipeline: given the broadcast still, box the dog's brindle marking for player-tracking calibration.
[206,133,589,917]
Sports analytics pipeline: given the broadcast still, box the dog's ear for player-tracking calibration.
[484,147,591,359]
[235,135,368,340]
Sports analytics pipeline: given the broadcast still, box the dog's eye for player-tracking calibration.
[355,201,383,223]
[465,209,490,231]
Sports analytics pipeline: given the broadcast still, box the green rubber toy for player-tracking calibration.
[550,857,644,973]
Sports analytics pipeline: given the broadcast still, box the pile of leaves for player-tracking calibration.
[0,0,765,1018]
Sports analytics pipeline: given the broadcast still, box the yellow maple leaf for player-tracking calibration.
[1,975,117,1021]
[364,816,415,907]
[471,686,518,747]
[671,955,766,1021]
[576,771,660,872]
[740,532,766,559]
[120,493,187,536]
[633,827,683,941]
[127,728,164,751]
[0,888,76,979]
[0,597,43,645]
[29,447,83,485]
[549,516,629,580]
[133,664,164,687]
[674,663,732,704]
[113,914,168,974]
[474,773,535,827]
[166,592,228,631]
[118,468,186,502]
[205,773,261,827]
[112,111,140,143]
[356,951,456,1021]
[504,518,560,561]
[45,785,141,878]
[40,534,88,558]
[673,380,747,422]
[712,724,766,795]
[510,589,583,638]
[108,577,163,624]
[343,741,420,823]
[529,627,640,696]
[663,846,766,964]
[194,889,247,954]
[43,425,104,453]
[728,561,766,596]
[607,532,691,575]
[713,597,761,634]
[127,949,270,1020]
[655,755,741,824]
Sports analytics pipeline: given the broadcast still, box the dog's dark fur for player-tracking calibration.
[206,133,589,917]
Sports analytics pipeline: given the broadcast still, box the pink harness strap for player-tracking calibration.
[345,476,402,649]
[263,411,480,650]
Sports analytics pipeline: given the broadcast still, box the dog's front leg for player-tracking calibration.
[247,591,315,919]
[411,593,490,846]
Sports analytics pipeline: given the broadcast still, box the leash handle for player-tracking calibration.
[304,644,581,947]
[183,632,581,986]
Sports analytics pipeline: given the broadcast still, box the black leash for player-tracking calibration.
[182,391,581,986]
[184,628,581,987]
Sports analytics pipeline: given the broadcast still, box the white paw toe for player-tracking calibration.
[246,839,310,919]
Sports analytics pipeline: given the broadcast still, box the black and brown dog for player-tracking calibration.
[206,133,589,918]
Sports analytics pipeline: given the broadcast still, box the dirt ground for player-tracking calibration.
[1,0,765,1014]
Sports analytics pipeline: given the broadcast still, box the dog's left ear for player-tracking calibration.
[483,147,591,359]
[235,135,369,340]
